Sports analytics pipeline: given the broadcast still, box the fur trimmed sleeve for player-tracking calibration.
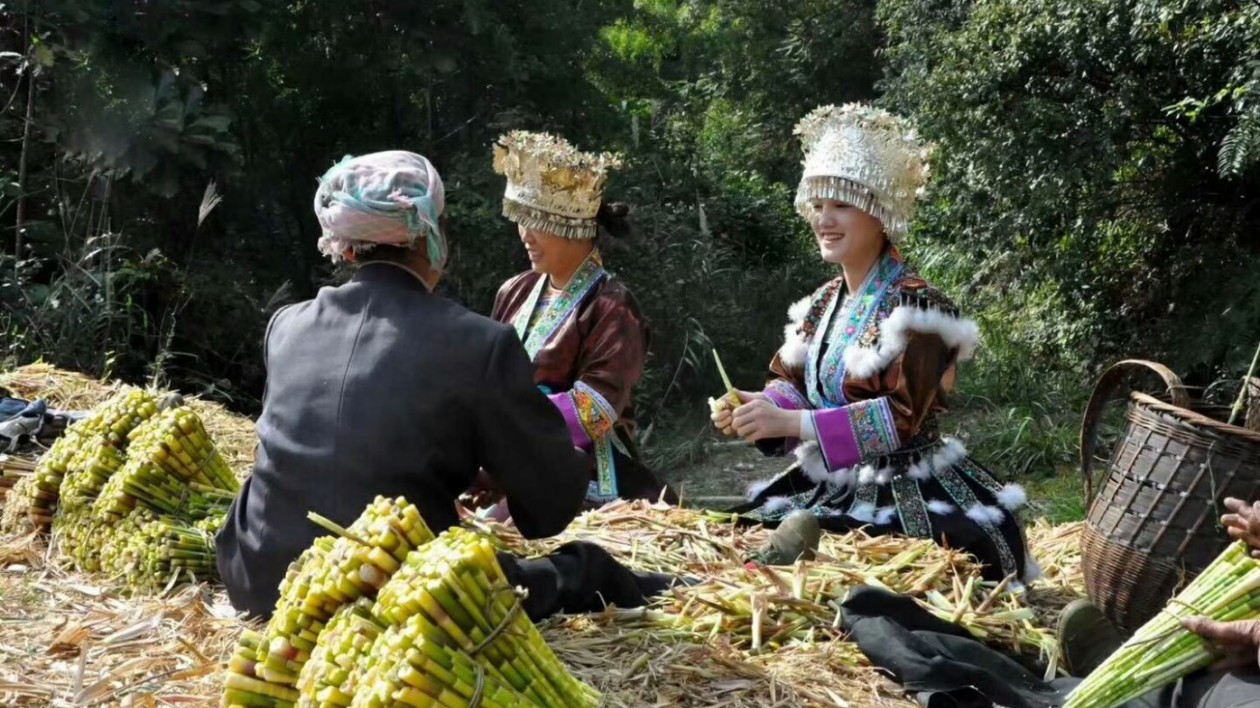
[843,289,980,382]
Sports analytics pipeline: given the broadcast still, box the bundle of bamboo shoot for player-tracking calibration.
[1065,540,1260,707]
[223,497,434,707]
[367,527,600,707]
[295,598,381,707]
[223,629,299,708]
[0,454,35,501]
[1,388,158,532]
[95,406,238,522]
[98,509,219,592]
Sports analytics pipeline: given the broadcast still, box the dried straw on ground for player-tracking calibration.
[0,365,1087,707]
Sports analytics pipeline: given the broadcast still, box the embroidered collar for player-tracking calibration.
[511,250,608,359]
[805,251,905,407]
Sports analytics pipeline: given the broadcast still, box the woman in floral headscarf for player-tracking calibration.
[711,105,1038,583]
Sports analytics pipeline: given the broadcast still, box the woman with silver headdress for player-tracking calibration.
[711,105,1038,584]
[483,132,676,510]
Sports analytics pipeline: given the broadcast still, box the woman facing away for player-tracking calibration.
[488,131,677,509]
[712,104,1038,584]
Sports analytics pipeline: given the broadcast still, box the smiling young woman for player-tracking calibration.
[711,104,1038,584]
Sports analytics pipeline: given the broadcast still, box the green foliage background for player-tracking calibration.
[2,0,1258,481]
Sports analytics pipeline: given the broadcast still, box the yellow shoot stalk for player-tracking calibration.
[712,349,741,405]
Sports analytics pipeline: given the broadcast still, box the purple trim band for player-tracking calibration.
[814,408,859,470]
[549,391,593,450]
[764,379,810,410]
[813,397,901,470]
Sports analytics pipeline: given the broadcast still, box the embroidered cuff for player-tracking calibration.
[548,392,592,450]
[764,379,811,410]
[551,382,618,452]
[813,397,901,470]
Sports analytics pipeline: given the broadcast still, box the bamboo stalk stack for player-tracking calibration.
[0,388,240,593]
[222,505,602,708]
[0,454,35,502]
[223,497,437,708]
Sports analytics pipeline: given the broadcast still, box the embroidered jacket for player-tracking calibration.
[491,252,648,498]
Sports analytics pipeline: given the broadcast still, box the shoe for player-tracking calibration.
[1057,598,1124,677]
[747,510,821,565]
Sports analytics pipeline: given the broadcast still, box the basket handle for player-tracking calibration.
[1080,359,1189,505]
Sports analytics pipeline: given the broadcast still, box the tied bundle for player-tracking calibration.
[0,388,241,593]
[364,527,600,708]
[223,513,600,708]
[96,509,218,593]
[2,388,158,533]
[296,598,381,707]
[95,406,238,522]
[0,454,35,500]
[1065,540,1260,707]
[223,497,435,707]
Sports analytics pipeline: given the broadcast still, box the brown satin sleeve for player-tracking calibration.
[847,331,954,443]
[491,272,539,323]
[767,351,805,386]
[572,290,646,418]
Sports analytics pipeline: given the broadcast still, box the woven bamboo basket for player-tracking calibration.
[1079,360,1260,634]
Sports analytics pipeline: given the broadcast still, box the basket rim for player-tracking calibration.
[1131,391,1260,445]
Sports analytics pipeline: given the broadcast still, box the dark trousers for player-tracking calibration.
[497,541,678,622]
[1158,671,1260,708]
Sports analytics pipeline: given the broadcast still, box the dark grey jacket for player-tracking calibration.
[215,262,590,617]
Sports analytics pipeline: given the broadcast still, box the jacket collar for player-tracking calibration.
[351,261,434,292]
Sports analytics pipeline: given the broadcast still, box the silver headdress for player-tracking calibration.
[794,104,931,239]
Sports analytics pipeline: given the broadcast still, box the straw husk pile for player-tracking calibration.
[0,364,1089,707]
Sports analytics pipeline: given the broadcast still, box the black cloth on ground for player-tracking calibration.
[497,540,679,622]
[840,586,1260,708]
[841,585,1062,708]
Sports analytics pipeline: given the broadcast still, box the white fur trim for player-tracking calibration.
[746,478,775,501]
[844,346,884,381]
[778,295,814,368]
[794,442,830,485]
[926,499,956,515]
[857,465,877,485]
[779,330,809,368]
[907,438,967,482]
[849,502,876,523]
[843,306,982,380]
[965,504,1005,527]
[787,294,812,324]
[936,438,968,466]
[876,468,893,485]
[996,483,1028,511]
[1022,554,1043,583]
[829,466,854,488]
[762,496,793,516]
[875,506,898,526]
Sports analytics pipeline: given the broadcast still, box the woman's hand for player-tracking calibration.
[1182,616,1260,670]
[1221,497,1260,555]
[463,469,504,510]
[731,399,799,442]
[710,390,766,436]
